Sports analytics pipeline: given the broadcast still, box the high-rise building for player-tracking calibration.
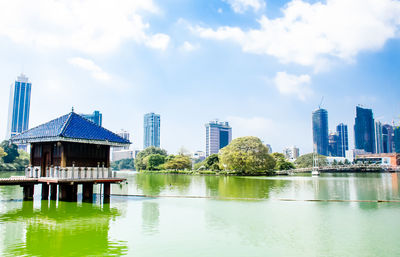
[382,124,394,153]
[283,146,299,161]
[265,144,273,154]
[144,112,160,149]
[354,106,375,153]
[394,126,400,153]
[336,123,349,157]
[6,74,32,140]
[81,111,102,126]
[113,129,130,151]
[328,132,339,157]
[374,121,383,154]
[312,108,329,156]
[205,120,232,157]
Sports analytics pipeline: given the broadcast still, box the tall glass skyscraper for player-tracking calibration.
[6,74,32,139]
[394,126,400,153]
[374,121,383,154]
[81,111,102,126]
[336,123,349,157]
[143,112,160,149]
[382,124,394,153]
[312,108,329,156]
[354,106,375,153]
[205,120,232,157]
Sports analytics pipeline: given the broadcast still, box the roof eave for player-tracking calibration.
[11,136,130,147]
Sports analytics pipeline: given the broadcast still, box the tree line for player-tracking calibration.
[0,141,30,171]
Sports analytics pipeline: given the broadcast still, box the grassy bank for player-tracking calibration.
[139,170,277,176]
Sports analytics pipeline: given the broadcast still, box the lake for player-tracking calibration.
[0,171,399,256]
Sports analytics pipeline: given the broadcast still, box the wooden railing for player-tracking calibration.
[25,166,114,179]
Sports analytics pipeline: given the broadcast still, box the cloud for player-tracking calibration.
[180,41,198,52]
[196,0,400,68]
[68,57,111,81]
[274,71,312,101]
[0,0,170,54]
[224,0,266,13]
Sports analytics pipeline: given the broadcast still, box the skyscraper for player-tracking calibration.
[205,120,232,157]
[394,126,400,153]
[374,121,383,154]
[6,74,32,139]
[144,112,160,149]
[382,124,394,153]
[328,132,339,157]
[354,106,375,153]
[81,111,102,126]
[312,108,329,156]
[336,123,349,157]
[283,146,299,161]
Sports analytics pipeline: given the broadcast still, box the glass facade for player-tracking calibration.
[312,108,329,156]
[336,123,349,157]
[205,120,232,157]
[394,126,400,154]
[81,111,102,126]
[354,106,375,153]
[382,124,394,153]
[6,74,31,139]
[143,113,160,149]
[374,121,383,154]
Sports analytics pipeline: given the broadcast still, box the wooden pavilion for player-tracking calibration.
[7,111,130,202]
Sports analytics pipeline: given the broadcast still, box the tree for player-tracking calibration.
[205,154,220,171]
[134,147,167,171]
[294,153,327,168]
[163,155,192,170]
[1,141,19,163]
[111,158,135,171]
[144,154,166,170]
[0,147,7,160]
[219,136,276,174]
[271,153,295,171]
[344,159,351,165]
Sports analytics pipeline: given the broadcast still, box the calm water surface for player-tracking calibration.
[0,172,399,256]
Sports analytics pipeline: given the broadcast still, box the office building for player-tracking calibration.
[354,106,375,153]
[382,124,394,153]
[336,123,349,157]
[374,121,383,154]
[6,74,32,140]
[328,132,339,157]
[112,150,134,162]
[205,120,232,157]
[81,111,102,126]
[144,112,160,149]
[312,108,329,156]
[283,146,299,161]
[394,126,400,153]
[113,130,130,151]
[265,144,273,154]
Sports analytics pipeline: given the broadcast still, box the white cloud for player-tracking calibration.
[180,41,198,52]
[224,0,266,13]
[274,72,312,101]
[0,0,170,54]
[68,57,111,81]
[196,0,400,68]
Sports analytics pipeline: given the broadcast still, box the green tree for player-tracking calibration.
[344,159,351,165]
[205,154,220,171]
[163,155,192,170]
[144,154,166,170]
[111,158,135,171]
[294,153,327,168]
[135,147,167,171]
[1,141,19,163]
[0,147,7,160]
[271,153,295,171]
[219,136,276,174]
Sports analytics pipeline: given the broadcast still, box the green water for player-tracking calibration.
[0,172,399,256]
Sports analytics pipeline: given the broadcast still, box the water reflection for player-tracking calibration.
[141,201,160,235]
[0,201,127,256]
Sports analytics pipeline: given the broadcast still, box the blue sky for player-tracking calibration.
[0,0,399,155]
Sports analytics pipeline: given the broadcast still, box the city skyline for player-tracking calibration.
[0,0,400,154]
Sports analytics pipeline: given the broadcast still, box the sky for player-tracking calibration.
[0,0,399,155]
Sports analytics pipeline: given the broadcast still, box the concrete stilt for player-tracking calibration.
[22,185,34,200]
[41,183,49,200]
[50,184,58,200]
[82,183,94,202]
[103,183,110,204]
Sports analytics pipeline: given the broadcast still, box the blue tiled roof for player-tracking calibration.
[11,112,130,146]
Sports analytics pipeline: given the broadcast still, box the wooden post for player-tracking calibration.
[22,184,34,201]
[50,184,58,200]
[82,183,94,202]
[59,184,78,202]
[103,183,110,203]
[41,183,49,200]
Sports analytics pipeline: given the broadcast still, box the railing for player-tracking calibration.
[25,166,114,179]
[289,164,400,173]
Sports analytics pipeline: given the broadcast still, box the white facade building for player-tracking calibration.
[283,146,300,161]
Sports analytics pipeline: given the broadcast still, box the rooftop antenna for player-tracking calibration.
[318,96,324,109]
[71,106,74,112]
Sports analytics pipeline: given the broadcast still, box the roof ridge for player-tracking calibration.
[59,112,74,137]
